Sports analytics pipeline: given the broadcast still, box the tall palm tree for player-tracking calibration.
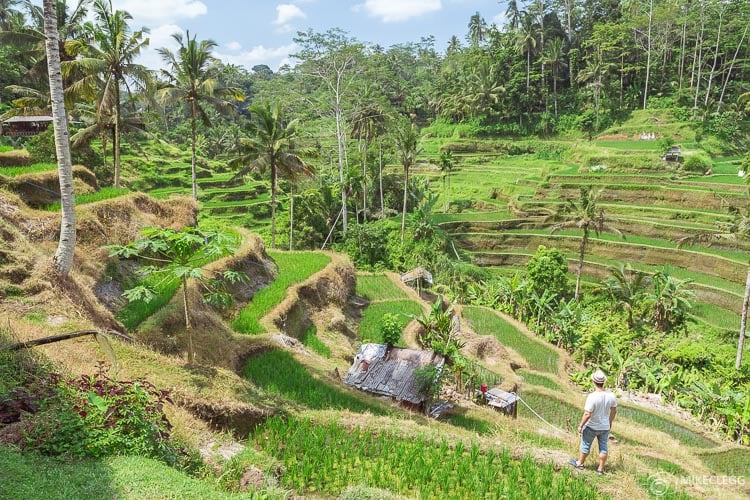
[467,11,487,47]
[515,12,538,94]
[393,117,422,242]
[158,30,242,201]
[350,92,386,223]
[230,102,312,249]
[505,0,522,31]
[43,0,75,276]
[542,37,567,118]
[66,0,150,188]
[0,0,22,31]
[677,202,750,369]
[550,187,623,301]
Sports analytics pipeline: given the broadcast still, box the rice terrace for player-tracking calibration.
[1,0,750,499]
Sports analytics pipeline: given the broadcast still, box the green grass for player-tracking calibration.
[358,300,424,344]
[0,162,58,177]
[441,413,496,435]
[637,474,693,500]
[355,274,409,301]
[253,417,599,499]
[700,449,750,477]
[243,349,387,414]
[462,306,559,374]
[0,145,12,153]
[518,370,561,391]
[44,187,131,211]
[300,325,330,358]
[517,391,579,432]
[0,446,255,499]
[639,455,688,476]
[617,406,715,449]
[233,251,331,334]
[116,276,180,331]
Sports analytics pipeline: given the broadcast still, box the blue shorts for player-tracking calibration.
[580,427,609,455]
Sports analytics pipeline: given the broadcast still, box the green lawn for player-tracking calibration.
[233,251,331,334]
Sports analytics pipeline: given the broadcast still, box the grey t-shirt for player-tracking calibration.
[584,390,617,431]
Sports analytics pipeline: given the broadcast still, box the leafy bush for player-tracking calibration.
[25,364,178,463]
[24,128,56,163]
[379,313,403,346]
[682,152,713,173]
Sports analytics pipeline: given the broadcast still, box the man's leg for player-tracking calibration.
[597,430,610,472]
[577,428,594,467]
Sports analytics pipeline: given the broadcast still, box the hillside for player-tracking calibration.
[1,160,749,499]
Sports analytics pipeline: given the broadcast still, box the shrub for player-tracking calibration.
[24,128,56,164]
[682,152,712,173]
[25,364,178,463]
[380,313,402,347]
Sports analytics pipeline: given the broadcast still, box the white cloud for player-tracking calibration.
[113,0,207,24]
[274,3,306,32]
[225,41,242,51]
[138,23,183,71]
[491,12,508,27]
[212,43,299,72]
[358,0,441,23]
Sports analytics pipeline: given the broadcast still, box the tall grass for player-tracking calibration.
[463,306,559,374]
[518,370,561,391]
[300,325,330,358]
[233,251,330,334]
[44,187,130,210]
[355,274,408,301]
[700,449,750,477]
[243,349,386,414]
[116,276,180,331]
[358,300,423,344]
[253,417,599,499]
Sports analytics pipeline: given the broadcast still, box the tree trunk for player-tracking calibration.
[335,101,347,235]
[289,185,294,251]
[44,0,76,277]
[575,230,588,301]
[693,10,706,113]
[678,4,687,93]
[182,276,193,363]
[190,105,198,201]
[704,10,723,108]
[717,22,748,112]
[270,161,277,249]
[379,141,384,218]
[737,267,750,370]
[401,165,409,241]
[113,82,121,188]
[643,0,654,110]
[362,139,368,222]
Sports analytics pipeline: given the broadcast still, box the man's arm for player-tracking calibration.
[609,407,617,427]
[578,411,592,433]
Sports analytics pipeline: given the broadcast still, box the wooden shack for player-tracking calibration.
[662,146,681,162]
[344,343,444,410]
[0,115,53,137]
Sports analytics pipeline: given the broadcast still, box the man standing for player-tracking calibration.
[569,369,618,474]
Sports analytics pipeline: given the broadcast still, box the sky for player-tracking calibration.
[100,0,510,71]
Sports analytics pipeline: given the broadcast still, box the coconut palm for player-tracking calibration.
[230,102,312,249]
[350,92,387,222]
[505,0,523,31]
[158,30,243,201]
[439,150,454,211]
[677,202,750,369]
[43,0,75,276]
[467,11,487,47]
[603,262,651,328]
[393,117,422,242]
[542,37,567,118]
[66,0,151,188]
[515,12,538,93]
[0,0,22,31]
[550,187,624,301]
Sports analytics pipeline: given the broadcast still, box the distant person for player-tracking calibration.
[569,369,618,474]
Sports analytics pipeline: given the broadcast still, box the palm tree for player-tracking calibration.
[505,0,522,31]
[393,117,422,242]
[677,203,750,369]
[66,0,150,188]
[43,0,75,276]
[158,30,243,201]
[603,262,651,328]
[542,37,567,118]
[350,93,386,223]
[645,267,696,333]
[439,150,454,212]
[550,187,623,301]
[230,102,312,249]
[0,0,22,31]
[467,11,487,47]
[515,12,538,94]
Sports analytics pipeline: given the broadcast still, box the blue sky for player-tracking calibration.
[105,0,509,70]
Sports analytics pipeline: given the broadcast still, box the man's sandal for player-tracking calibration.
[568,458,584,470]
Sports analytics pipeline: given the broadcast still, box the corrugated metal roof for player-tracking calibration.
[344,343,444,404]
[3,115,53,123]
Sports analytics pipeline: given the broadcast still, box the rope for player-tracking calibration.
[517,396,571,435]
